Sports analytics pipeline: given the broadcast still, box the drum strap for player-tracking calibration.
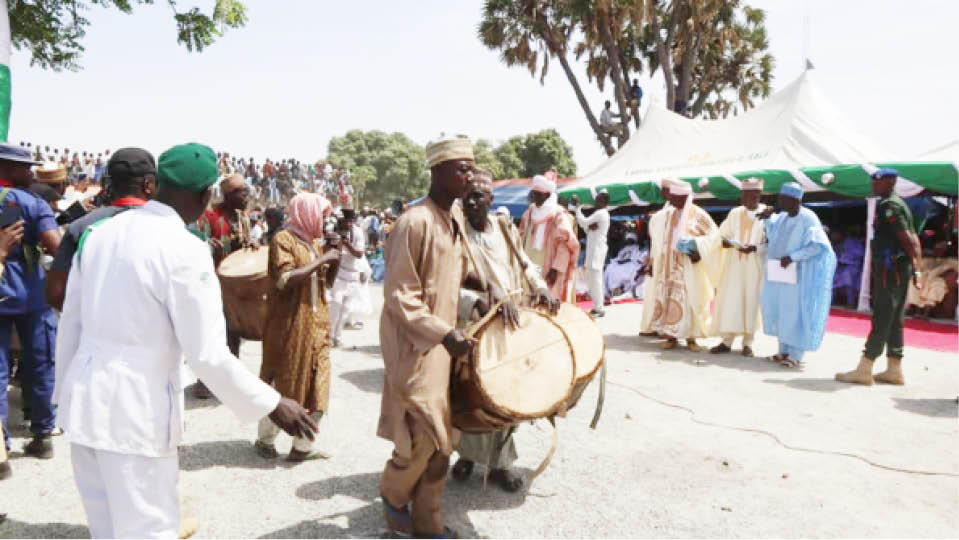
[589,357,607,430]
[496,216,537,293]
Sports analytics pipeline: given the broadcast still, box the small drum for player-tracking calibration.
[552,303,606,410]
[217,247,270,341]
[451,308,576,434]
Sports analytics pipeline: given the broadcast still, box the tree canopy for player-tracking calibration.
[478,0,775,156]
[324,128,576,206]
[8,0,248,71]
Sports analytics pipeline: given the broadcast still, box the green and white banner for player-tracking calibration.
[0,0,10,142]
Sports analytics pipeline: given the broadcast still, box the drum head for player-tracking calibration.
[553,303,605,382]
[218,246,269,278]
[471,308,575,420]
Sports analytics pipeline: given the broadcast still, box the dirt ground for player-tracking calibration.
[1,284,957,538]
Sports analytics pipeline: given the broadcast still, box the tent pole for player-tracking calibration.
[857,197,877,312]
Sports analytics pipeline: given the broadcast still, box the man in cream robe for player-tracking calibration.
[519,175,579,302]
[54,144,315,538]
[378,136,476,537]
[710,178,766,357]
[451,172,557,492]
[639,179,675,335]
[648,181,721,350]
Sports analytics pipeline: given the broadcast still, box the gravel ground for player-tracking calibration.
[1,284,957,538]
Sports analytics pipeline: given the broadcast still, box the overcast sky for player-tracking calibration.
[7,0,957,174]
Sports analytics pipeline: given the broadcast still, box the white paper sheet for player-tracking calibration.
[766,259,797,284]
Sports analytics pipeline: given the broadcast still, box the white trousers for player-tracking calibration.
[70,443,179,539]
[587,268,605,311]
[257,411,323,453]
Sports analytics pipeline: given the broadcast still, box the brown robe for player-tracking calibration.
[259,229,331,413]
[377,198,467,457]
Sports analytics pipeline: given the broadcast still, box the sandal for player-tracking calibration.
[778,358,803,369]
[450,459,474,482]
[286,448,331,462]
[412,526,458,539]
[489,468,525,493]
[765,354,786,363]
[742,346,754,357]
[710,343,732,354]
[382,496,412,535]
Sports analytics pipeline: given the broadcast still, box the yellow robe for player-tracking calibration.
[650,204,721,339]
[710,205,766,338]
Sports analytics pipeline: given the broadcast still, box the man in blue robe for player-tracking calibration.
[758,182,836,367]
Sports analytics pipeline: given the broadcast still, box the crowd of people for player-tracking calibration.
[0,133,954,539]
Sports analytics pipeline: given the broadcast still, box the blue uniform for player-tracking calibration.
[760,207,836,362]
[0,184,59,445]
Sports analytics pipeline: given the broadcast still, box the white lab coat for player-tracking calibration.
[575,206,610,270]
[54,200,280,458]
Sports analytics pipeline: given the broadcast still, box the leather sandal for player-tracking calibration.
[451,459,474,482]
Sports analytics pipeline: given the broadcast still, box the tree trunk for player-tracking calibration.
[675,32,699,112]
[596,4,631,145]
[556,51,617,156]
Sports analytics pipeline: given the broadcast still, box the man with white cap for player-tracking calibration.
[575,189,611,316]
[639,178,676,336]
[710,177,767,357]
[519,174,579,302]
[758,182,836,368]
[378,135,476,538]
[646,180,721,351]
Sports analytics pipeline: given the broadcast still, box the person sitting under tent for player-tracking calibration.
[832,227,866,308]
[906,240,958,319]
[604,232,648,299]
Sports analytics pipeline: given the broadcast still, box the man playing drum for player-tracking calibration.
[452,170,559,492]
[378,135,477,538]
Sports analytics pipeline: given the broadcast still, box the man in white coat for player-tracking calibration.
[54,143,318,539]
[709,178,766,357]
[575,190,611,317]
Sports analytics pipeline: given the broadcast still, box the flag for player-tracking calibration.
[0,0,10,142]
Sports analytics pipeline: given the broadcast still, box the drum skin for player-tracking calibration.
[217,247,270,341]
[452,308,575,433]
[552,303,606,410]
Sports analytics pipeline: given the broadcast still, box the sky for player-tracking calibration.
[7,0,958,175]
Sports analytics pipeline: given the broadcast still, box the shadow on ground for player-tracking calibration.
[0,518,89,539]
[179,439,284,471]
[349,345,383,358]
[270,469,530,538]
[605,333,787,373]
[762,377,852,393]
[184,383,222,410]
[892,397,959,418]
[339,369,384,395]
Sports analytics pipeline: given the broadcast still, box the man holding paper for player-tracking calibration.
[709,178,766,357]
[758,182,836,367]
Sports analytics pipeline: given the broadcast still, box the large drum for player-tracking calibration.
[451,307,576,434]
[217,247,270,341]
[552,303,605,410]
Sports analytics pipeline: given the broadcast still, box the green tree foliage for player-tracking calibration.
[478,0,775,155]
[325,130,430,207]
[477,130,577,179]
[8,0,248,71]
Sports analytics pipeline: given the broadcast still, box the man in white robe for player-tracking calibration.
[709,178,766,357]
[54,143,316,538]
[639,179,676,336]
[330,208,373,347]
[576,190,611,316]
[647,181,721,350]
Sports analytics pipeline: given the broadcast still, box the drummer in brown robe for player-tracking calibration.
[451,170,559,492]
[378,135,477,538]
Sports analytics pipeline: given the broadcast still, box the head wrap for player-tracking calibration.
[157,143,218,193]
[531,174,557,194]
[624,232,638,242]
[425,135,474,168]
[741,177,764,191]
[871,168,898,181]
[780,182,804,200]
[669,181,693,196]
[495,206,510,218]
[286,193,332,241]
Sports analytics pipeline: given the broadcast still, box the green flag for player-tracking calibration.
[0,0,10,142]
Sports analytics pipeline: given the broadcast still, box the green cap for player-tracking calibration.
[157,143,218,192]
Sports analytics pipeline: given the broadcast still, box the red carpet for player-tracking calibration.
[576,300,958,353]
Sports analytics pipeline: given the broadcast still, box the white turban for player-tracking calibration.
[741,177,764,191]
[531,174,557,193]
[495,206,510,217]
[670,181,693,196]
